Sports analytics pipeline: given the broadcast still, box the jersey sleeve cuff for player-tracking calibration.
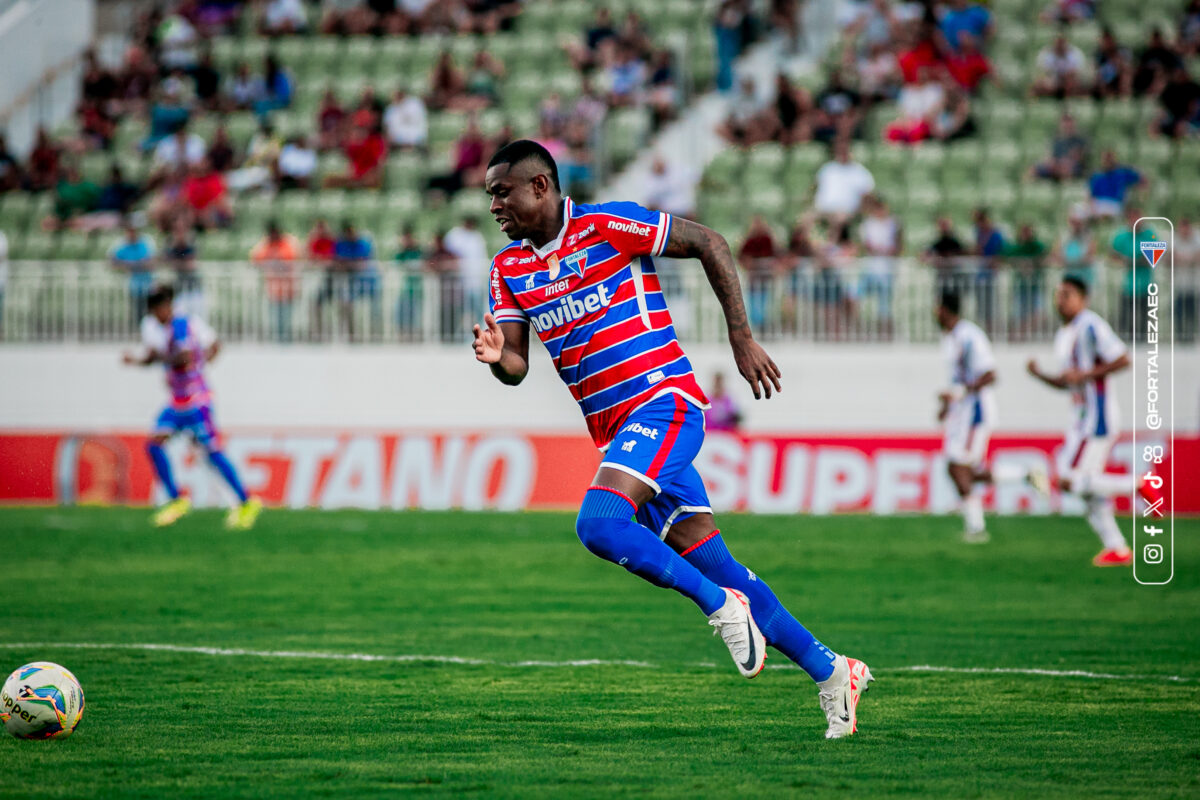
[492,312,530,324]
[651,212,672,257]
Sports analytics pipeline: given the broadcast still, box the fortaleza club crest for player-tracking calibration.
[1140,240,1168,268]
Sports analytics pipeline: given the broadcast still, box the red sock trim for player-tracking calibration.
[588,485,637,510]
[679,529,720,557]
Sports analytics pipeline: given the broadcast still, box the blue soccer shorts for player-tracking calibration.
[599,392,712,539]
[153,404,221,451]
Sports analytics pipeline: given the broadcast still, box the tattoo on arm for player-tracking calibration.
[661,217,751,338]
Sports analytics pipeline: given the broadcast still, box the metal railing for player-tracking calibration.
[0,259,1193,345]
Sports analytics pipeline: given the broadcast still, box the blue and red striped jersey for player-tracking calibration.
[489,197,709,448]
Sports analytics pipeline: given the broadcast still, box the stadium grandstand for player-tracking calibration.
[0,0,1195,345]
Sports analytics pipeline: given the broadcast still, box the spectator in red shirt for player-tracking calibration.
[26,127,61,191]
[317,87,346,151]
[307,218,336,263]
[945,32,992,93]
[182,156,232,229]
[324,121,387,189]
[897,21,942,84]
[426,116,487,197]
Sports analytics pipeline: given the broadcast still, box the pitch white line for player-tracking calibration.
[0,643,1192,683]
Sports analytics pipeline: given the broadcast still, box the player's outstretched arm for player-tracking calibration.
[662,217,782,399]
[1026,359,1068,389]
[473,313,529,386]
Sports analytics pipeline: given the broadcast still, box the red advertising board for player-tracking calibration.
[1,430,1193,514]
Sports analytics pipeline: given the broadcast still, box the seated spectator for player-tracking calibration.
[162,218,203,315]
[945,32,992,93]
[118,44,159,111]
[277,135,317,190]
[191,48,223,111]
[885,65,944,143]
[559,118,595,197]
[933,85,978,141]
[349,86,384,132]
[938,0,993,52]
[427,51,466,111]
[152,124,206,185]
[713,0,756,93]
[1041,0,1094,23]
[81,49,118,107]
[321,0,375,35]
[228,122,283,192]
[857,40,901,103]
[49,166,100,230]
[717,76,770,146]
[813,68,863,142]
[1005,223,1050,330]
[1032,34,1088,98]
[1030,113,1089,181]
[317,87,347,151]
[1054,209,1096,287]
[254,53,294,117]
[813,140,875,225]
[251,220,302,341]
[26,128,61,191]
[260,0,308,35]
[325,121,387,189]
[608,42,649,108]
[182,156,233,230]
[109,222,158,317]
[642,156,695,219]
[705,372,743,432]
[1133,28,1183,94]
[1093,27,1133,98]
[77,98,116,150]
[566,6,617,71]
[227,62,266,111]
[383,88,428,150]
[143,83,191,148]
[769,73,814,144]
[158,12,199,71]
[1087,150,1145,218]
[206,126,236,174]
[897,20,942,84]
[738,215,780,331]
[572,75,609,130]
[459,49,504,111]
[618,10,655,59]
[426,117,487,196]
[95,164,141,219]
[1152,65,1200,139]
[148,165,190,232]
[647,49,680,130]
[857,195,902,323]
[1184,0,1200,56]
[0,134,22,192]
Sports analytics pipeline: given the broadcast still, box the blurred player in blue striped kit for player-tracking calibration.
[473,140,871,738]
[122,285,262,530]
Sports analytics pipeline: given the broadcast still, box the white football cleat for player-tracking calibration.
[962,528,990,544]
[707,588,766,678]
[819,655,873,739]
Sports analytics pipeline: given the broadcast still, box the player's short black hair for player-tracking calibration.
[487,139,560,192]
[939,289,961,315]
[1062,275,1089,296]
[147,284,174,310]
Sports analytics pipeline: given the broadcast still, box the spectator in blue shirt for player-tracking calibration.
[939,0,993,52]
[333,221,379,340]
[970,207,1005,330]
[1088,149,1146,218]
[109,223,158,324]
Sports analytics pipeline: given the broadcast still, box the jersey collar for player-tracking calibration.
[522,196,574,258]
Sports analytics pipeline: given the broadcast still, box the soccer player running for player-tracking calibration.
[472,140,870,739]
[1025,276,1160,566]
[122,285,262,530]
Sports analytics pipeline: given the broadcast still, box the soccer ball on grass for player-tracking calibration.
[1,662,85,739]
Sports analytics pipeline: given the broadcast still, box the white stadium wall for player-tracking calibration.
[3,342,1196,432]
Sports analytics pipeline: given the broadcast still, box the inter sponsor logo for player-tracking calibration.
[544,278,571,297]
[530,285,612,332]
[606,220,651,237]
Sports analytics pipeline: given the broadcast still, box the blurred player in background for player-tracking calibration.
[473,140,871,739]
[1026,276,1161,566]
[122,285,262,530]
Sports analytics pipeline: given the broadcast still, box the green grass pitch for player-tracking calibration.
[1,508,1197,799]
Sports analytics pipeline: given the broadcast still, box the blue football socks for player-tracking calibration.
[207,450,249,503]
[576,487,727,616]
[146,442,179,500]
[682,531,837,682]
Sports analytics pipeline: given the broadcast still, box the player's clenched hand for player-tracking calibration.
[731,334,782,399]
[472,313,505,364]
